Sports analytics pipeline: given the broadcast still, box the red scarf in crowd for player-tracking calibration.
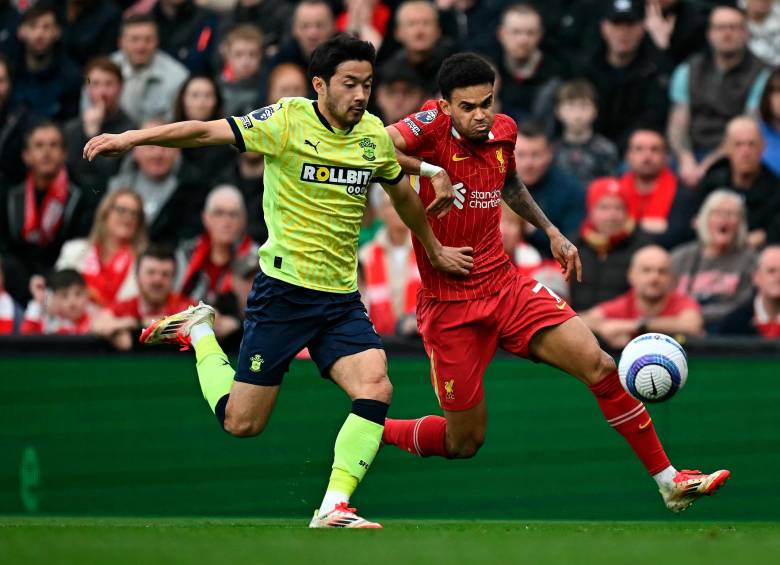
[580,177,635,257]
[0,291,15,334]
[620,167,677,221]
[81,244,135,307]
[363,241,421,335]
[23,168,69,246]
[180,234,254,298]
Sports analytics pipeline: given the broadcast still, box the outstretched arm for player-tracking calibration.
[386,125,454,218]
[83,119,235,161]
[503,173,583,282]
[382,177,473,276]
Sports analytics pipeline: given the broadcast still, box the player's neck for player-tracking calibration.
[315,100,351,132]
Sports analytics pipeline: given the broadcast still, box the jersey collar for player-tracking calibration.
[451,126,495,141]
[312,100,356,135]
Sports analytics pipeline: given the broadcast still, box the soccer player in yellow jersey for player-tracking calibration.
[83,35,473,528]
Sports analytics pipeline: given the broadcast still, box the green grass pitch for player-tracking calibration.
[1,518,779,565]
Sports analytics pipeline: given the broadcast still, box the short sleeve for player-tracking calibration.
[669,63,690,105]
[227,99,289,156]
[372,126,404,185]
[391,103,442,156]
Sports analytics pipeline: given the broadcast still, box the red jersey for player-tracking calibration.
[393,100,517,301]
[597,290,701,320]
[112,293,193,324]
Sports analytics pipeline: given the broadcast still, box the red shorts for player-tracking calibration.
[417,270,577,411]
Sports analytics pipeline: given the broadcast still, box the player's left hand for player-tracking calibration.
[426,170,455,218]
[549,230,582,283]
[429,245,474,277]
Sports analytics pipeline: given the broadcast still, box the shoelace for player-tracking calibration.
[334,502,358,514]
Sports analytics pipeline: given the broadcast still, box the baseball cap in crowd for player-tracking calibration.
[604,0,644,23]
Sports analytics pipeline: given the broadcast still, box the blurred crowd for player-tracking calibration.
[1,0,779,351]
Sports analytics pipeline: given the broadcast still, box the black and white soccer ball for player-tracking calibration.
[618,333,688,403]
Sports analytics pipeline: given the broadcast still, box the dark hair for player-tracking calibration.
[557,79,597,105]
[759,68,780,123]
[137,244,177,272]
[47,269,86,292]
[85,57,123,84]
[24,120,65,149]
[627,127,668,150]
[437,53,495,100]
[308,33,376,84]
[517,119,548,141]
[121,13,158,35]
[20,2,59,27]
[173,74,224,122]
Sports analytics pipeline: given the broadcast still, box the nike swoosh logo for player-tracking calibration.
[639,419,653,430]
[556,301,567,310]
[452,154,469,161]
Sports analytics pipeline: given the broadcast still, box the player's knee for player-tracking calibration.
[447,434,485,459]
[588,352,617,385]
[356,372,393,404]
[223,415,266,438]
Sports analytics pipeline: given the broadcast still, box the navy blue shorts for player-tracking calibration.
[235,270,384,386]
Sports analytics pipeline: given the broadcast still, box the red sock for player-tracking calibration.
[383,416,448,457]
[589,370,671,475]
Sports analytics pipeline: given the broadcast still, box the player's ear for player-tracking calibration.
[312,76,326,97]
[440,98,451,117]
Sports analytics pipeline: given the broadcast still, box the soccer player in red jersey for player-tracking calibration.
[381,53,730,513]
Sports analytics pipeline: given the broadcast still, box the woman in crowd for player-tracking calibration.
[672,190,757,333]
[758,68,780,177]
[173,74,236,180]
[55,189,147,308]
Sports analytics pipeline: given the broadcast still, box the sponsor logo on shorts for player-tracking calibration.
[403,118,421,136]
[444,379,455,400]
[250,354,264,373]
[300,163,373,196]
[415,109,438,124]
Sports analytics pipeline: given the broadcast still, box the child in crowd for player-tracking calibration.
[21,270,93,335]
[555,80,619,187]
[219,24,265,116]
[0,257,22,334]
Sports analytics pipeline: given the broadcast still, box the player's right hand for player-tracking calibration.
[429,246,474,276]
[83,132,134,161]
[426,170,455,218]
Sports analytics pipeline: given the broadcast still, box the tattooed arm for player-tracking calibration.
[503,173,583,282]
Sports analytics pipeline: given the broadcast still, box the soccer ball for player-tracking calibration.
[617,333,688,403]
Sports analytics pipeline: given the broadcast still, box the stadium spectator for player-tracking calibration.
[374,62,426,125]
[65,58,137,195]
[152,0,219,74]
[381,0,454,95]
[0,256,22,334]
[643,0,709,67]
[96,244,192,350]
[743,0,780,66]
[672,190,757,334]
[581,245,703,349]
[0,54,36,186]
[210,251,260,347]
[718,245,780,337]
[11,3,82,121]
[173,75,236,181]
[533,0,602,63]
[111,13,190,124]
[695,116,780,248]
[176,185,258,304]
[758,68,780,176]
[359,190,421,336]
[220,0,295,52]
[570,177,653,312]
[108,119,208,245]
[218,24,265,116]
[514,121,585,256]
[266,63,309,104]
[0,0,20,63]
[336,0,391,49]
[434,0,503,55]
[495,3,564,133]
[620,128,695,248]
[55,189,146,308]
[0,122,95,282]
[63,0,122,67]
[580,0,669,150]
[554,79,619,188]
[219,151,266,244]
[21,269,93,335]
[668,6,770,187]
[273,0,336,72]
